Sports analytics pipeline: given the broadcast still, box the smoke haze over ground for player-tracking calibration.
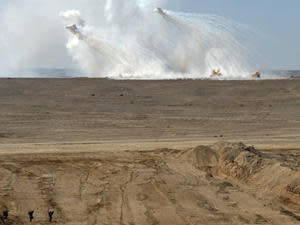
[0,0,280,79]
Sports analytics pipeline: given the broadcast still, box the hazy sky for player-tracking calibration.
[0,0,299,70]
[166,0,300,70]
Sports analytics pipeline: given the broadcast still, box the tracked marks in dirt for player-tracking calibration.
[1,144,300,224]
[120,171,135,225]
[79,169,90,199]
[280,208,300,221]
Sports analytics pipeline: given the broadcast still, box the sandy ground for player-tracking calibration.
[0,78,300,224]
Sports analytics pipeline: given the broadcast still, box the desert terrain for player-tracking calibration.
[0,78,300,224]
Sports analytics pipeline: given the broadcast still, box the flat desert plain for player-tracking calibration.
[0,78,299,225]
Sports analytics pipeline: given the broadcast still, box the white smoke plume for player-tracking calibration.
[0,0,261,79]
[59,10,85,27]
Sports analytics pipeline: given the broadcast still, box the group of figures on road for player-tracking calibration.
[1,209,54,223]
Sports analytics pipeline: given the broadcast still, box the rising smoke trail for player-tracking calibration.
[0,0,263,79]
[61,0,258,79]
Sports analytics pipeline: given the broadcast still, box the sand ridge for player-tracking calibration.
[0,142,299,224]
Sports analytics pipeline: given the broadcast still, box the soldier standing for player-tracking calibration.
[2,210,8,219]
[28,210,34,222]
[48,211,54,223]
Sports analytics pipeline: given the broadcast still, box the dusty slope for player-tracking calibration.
[0,142,299,225]
[0,78,300,224]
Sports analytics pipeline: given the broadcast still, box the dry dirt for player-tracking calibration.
[0,78,300,225]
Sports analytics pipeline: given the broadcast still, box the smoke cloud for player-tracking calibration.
[0,0,259,79]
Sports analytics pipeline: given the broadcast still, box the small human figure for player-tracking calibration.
[28,210,34,222]
[251,70,261,78]
[210,69,222,78]
[2,210,8,219]
[48,211,54,223]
